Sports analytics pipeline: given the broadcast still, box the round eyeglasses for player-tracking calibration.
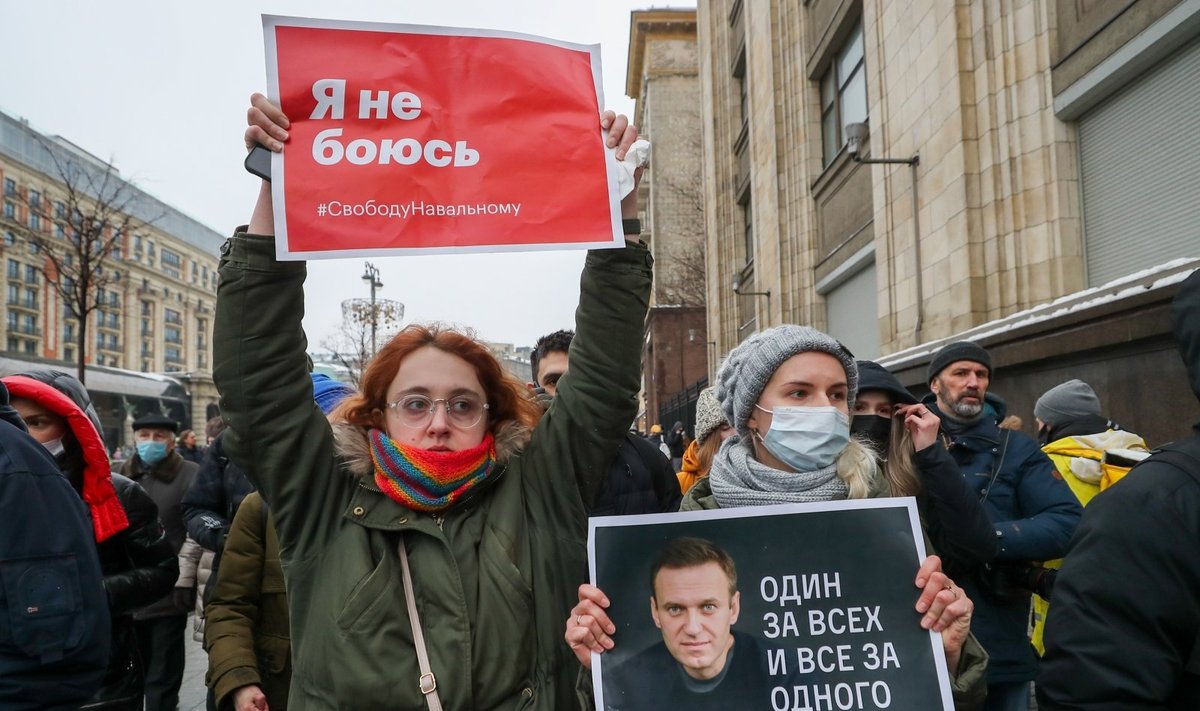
[385,394,490,429]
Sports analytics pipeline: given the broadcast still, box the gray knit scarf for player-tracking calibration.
[708,435,849,508]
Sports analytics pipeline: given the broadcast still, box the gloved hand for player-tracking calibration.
[172,586,197,612]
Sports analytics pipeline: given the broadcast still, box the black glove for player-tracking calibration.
[172,586,197,612]
[1028,567,1057,600]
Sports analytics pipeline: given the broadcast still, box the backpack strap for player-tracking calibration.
[1139,438,1200,488]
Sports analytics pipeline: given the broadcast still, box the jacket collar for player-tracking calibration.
[925,395,1000,448]
[1041,414,1117,444]
[681,476,720,511]
[126,450,185,483]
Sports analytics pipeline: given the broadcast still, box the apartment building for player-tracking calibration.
[627,8,711,430]
[697,0,1200,444]
[0,110,223,428]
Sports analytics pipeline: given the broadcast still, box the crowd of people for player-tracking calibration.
[1,90,1198,711]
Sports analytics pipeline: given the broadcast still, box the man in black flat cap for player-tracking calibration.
[121,412,200,711]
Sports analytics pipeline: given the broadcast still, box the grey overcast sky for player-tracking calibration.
[0,1,689,348]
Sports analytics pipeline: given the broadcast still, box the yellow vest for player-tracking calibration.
[1031,430,1149,655]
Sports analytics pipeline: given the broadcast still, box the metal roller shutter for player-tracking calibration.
[1079,37,1200,286]
[825,262,879,360]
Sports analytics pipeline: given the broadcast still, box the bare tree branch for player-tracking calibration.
[657,233,708,307]
[646,126,707,308]
[24,136,163,384]
[317,298,404,386]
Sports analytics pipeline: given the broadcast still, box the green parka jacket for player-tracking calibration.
[681,476,989,711]
[213,232,651,710]
[204,491,290,710]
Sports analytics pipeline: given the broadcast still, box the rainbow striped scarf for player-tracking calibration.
[370,429,498,512]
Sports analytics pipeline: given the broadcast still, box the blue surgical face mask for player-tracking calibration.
[754,405,850,472]
[136,440,169,465]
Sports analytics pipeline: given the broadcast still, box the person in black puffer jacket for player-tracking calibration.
[181,431,254,597]
[531,329,681,516]
[3,370,177,710]
[1037,268,1200,710]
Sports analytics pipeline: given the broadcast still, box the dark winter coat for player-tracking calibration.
[204,492,290,711]
[0,382,110,710]
[213,232,651,710]
[590,432,681,517]
[181,431,255,601]
[122,450,199,620]
[924,397,1083,684]
[1037,267,1200,710]
[3,372,177,709]
[178,445,205,465]
[182,433,254,553]
[664,422,686,458]
[911,443,999,577]
[89,475,179,709]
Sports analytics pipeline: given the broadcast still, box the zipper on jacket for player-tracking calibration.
[432,512,444,530]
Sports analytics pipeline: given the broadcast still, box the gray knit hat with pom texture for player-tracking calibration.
[693,387,727,444]
[715,325,858,437]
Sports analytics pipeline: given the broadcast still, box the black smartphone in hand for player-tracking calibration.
[244,144,272,182]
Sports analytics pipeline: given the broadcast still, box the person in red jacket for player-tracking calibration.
[0,379,110,710]
[3,371,177,709]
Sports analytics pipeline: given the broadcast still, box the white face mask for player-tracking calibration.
[42,437,66,458]
[754,405,850,472]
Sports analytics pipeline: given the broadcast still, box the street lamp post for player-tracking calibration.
[361,262,383,356]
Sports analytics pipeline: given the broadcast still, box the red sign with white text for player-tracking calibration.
[264,16,622,259]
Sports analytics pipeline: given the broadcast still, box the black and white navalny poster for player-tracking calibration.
[588,498,953,711]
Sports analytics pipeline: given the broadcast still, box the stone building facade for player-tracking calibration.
[697,0,1200,444]
[627,9,712,431]
[0,110,223,431]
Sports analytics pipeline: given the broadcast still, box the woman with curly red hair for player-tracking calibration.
[212,95,650,710]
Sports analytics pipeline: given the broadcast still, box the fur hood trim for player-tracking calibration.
[332,420,532,477]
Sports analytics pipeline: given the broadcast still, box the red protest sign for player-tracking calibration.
[263,16,623,260]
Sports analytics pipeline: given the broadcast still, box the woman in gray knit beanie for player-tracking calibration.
[704,324,882,507]
[567,325,985,707]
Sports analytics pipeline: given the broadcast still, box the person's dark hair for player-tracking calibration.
[650,537,737,599]
[530,329,574,386]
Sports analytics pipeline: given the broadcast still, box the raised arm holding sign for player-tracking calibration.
[212,19,652,710]
[253,16,632,259]
[244,94,642,240]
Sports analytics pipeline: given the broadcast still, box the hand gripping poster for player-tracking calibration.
[588,499,957,711]
[262,15,625,259]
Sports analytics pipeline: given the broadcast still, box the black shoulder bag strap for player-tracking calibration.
[1143,438,1200,488]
